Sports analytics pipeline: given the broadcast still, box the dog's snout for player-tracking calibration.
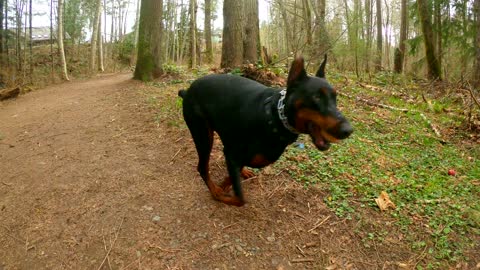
[337,120,353,139]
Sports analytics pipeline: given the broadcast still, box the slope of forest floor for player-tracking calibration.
[0,69,479,269]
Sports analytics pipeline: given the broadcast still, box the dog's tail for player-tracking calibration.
[178,89,187,98]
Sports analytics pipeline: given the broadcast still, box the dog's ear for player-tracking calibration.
[287,57,307,87]
[316,54,327,78]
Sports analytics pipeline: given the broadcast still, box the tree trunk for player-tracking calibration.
[90,0,102,72]
[98,16,104,72]
[314,0,330,55]
[0,0,4,55]
[302,0,312,48]
[131,0,141,66]
[50,0,53,79]
[57,0,69,81]
[365,0,373,72]
[434,0,442,73]
[134,0,164,81]
[277,0,292,55]
[243,0,260,64]
[394,0,407,73]
[221,0,243,68]
[204,0,213,64]
[189,0,197,68]
[29,0,33,82]
[474,0,480,87]
[375,0,382,71]
[417,0,441,79]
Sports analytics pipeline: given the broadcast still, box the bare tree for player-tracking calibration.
[58,0,69,80]
[189,0,197,68]
[221,0,243,68]
[375,0,382,71]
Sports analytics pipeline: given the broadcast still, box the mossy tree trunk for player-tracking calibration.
[134,0,163,81]
[417,0,441,80]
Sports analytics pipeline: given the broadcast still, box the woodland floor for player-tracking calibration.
[0,72,478,270]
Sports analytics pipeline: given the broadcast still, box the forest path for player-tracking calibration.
[0,73,407,269]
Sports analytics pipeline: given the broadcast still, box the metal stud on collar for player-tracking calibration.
[277,89,300,134]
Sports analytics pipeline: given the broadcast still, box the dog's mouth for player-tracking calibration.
[307,122,339,151]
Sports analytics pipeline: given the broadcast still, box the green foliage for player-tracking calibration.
[118,33,136,64]
[64,0,92,42]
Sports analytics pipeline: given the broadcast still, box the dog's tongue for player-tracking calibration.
[307,122,330,151]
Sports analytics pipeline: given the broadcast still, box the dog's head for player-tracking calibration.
[285,55,353,151]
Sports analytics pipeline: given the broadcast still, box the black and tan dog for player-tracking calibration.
[178,56,353,206]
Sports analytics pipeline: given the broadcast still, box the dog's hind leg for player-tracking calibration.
[185,116,244,206]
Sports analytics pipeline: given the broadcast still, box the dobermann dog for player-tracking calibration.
[178,55,353,206]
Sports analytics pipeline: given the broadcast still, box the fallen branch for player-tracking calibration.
[339,92,408,112]
[339,92,444,140]
[0,87,20,101]
[466,83,480,109]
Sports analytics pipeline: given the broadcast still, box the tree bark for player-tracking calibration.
[0,0,4,55]
[29,0,33,82]
[90,0,102,72]
[394,0,407,73]
[303,0,312,47]
[243,0,260,64]
[189,0,197,68]
[474,0,480,87]
[434,0,442,73]
[365,0,373,72]
[417,0,441,79]
[204,0,213,64]
[131,0,141,66]
[221,0,243,68]
[134,0,164,81]
[98,15,104,72]
[57,0,69,80]
[375,0,382,71]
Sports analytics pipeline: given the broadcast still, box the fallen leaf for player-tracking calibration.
[375,191,396,211]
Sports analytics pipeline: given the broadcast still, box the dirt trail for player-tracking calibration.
[1,73,408,269]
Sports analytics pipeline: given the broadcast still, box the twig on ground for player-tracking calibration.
[308,215,331,233]
[296,245,306,257]
[170,149,182,163]
[290,258,314,263]
[102,234,113,270]
[97,216,125,270]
